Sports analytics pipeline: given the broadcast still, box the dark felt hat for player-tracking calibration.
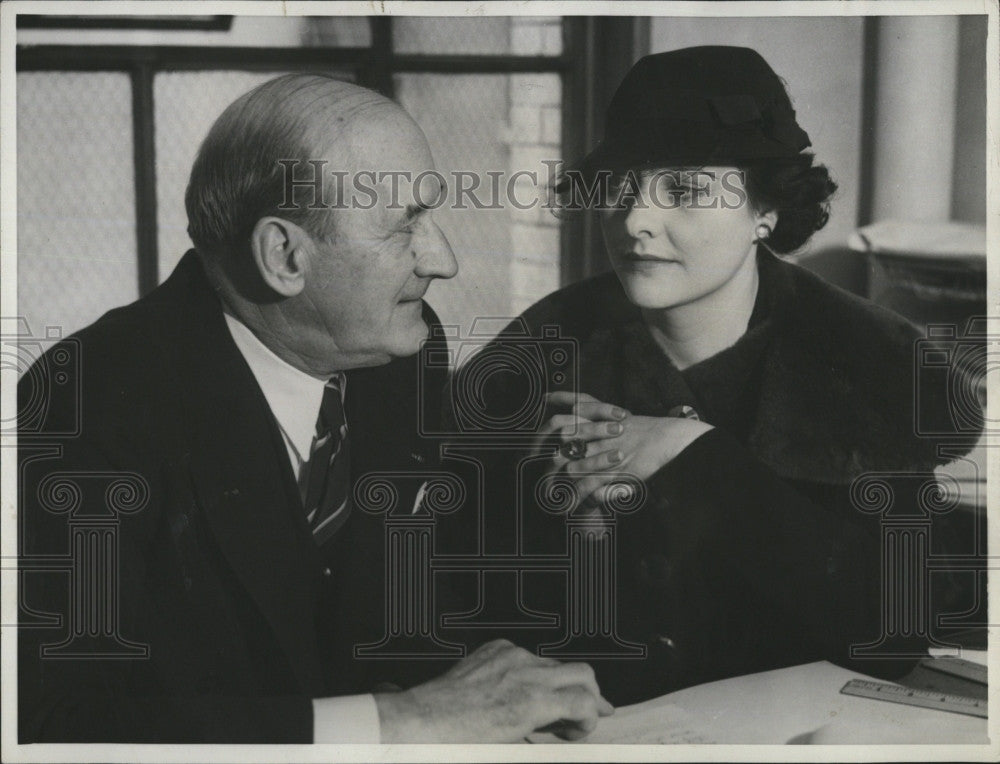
[582,46,811,173]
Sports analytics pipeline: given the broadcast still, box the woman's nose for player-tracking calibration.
[623,192,662,240]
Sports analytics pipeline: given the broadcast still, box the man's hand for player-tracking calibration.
[374,639,614,742]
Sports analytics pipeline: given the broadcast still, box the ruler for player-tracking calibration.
[921,656,988,685]
[841,679,987,718]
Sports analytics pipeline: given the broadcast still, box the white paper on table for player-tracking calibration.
[527,702,717,744]
[529,661,989,744]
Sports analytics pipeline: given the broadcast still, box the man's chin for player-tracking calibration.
[385,316,431,360]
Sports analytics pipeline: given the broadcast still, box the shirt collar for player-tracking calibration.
[223,312,341,463]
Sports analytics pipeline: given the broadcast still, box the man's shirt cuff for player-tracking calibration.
[313,694,381,743]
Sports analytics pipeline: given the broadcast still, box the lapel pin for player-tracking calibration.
[412,481,429,514]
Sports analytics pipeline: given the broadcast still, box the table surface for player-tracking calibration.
[531,657,989,744]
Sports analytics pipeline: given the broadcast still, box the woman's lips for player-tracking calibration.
[620,252,679,264]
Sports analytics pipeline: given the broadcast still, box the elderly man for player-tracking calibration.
[18,73,611,743]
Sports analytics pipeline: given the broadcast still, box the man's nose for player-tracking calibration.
[415,221,459,280]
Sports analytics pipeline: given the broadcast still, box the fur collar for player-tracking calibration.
[521,251,974,485]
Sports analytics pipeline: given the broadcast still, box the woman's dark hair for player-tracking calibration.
[741,153,837,254]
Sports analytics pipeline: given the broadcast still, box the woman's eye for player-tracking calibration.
[610,192,636,210]
[669,184,709,203]
[606,179,638,209]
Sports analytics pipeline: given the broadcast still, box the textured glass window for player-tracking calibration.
[154,70,355,280]
[395,17,512,54]
[301,16,372,47]
[17,16,314,48]
[16,14,567,347]
[510,16,564,56]
[394,16,562,56]
[17,71,138,337]
[155,71,287,280]
[397,73,562,340]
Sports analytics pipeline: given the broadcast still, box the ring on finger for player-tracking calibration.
[560,438,588,461]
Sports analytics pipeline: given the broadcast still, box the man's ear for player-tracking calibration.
[250,216,311,297]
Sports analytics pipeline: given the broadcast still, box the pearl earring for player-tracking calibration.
[755,223,772,241]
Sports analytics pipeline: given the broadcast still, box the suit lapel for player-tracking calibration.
[154,253,447,694]
[346,352,435,507]
[158,252,326,695]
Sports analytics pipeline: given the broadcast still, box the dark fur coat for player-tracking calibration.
[471,249,979,705]
[521,249,966,484]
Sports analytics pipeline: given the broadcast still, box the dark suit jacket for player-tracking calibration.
[18,250,452,742]
[474,250,978,705]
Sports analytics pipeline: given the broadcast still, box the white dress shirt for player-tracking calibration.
[224,313,381,744]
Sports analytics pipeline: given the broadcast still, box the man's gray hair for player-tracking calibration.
[185,73,378,258]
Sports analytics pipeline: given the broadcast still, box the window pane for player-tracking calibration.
[17,71,137,337]
[396,73,562,342]
[510,16,564,56]
[394,16,563,56]
[17,16,315,48]
[154,69,355,281]
[301,16,372,47]
[395,17,511,54]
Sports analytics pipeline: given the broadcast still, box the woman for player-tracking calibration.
[476,46,975,705]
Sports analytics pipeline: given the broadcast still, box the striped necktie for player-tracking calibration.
[302,374,352,546]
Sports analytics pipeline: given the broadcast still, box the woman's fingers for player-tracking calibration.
[546,391,597,408]
[545,391,629,422]
[538,413,590,437]
[564,447,623,474]
[539,418,622,464]
[559,420,623,443]
[575,400,629,423]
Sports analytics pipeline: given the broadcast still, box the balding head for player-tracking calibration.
[181,72,456,375]
[184,73,397,260]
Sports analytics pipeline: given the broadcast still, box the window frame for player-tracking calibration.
[16,15,646,295]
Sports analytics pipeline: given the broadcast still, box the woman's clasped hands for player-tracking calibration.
[536,391,713,509]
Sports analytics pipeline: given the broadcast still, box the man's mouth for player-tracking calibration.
[397,294,426,305]
[397,288,429,303]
